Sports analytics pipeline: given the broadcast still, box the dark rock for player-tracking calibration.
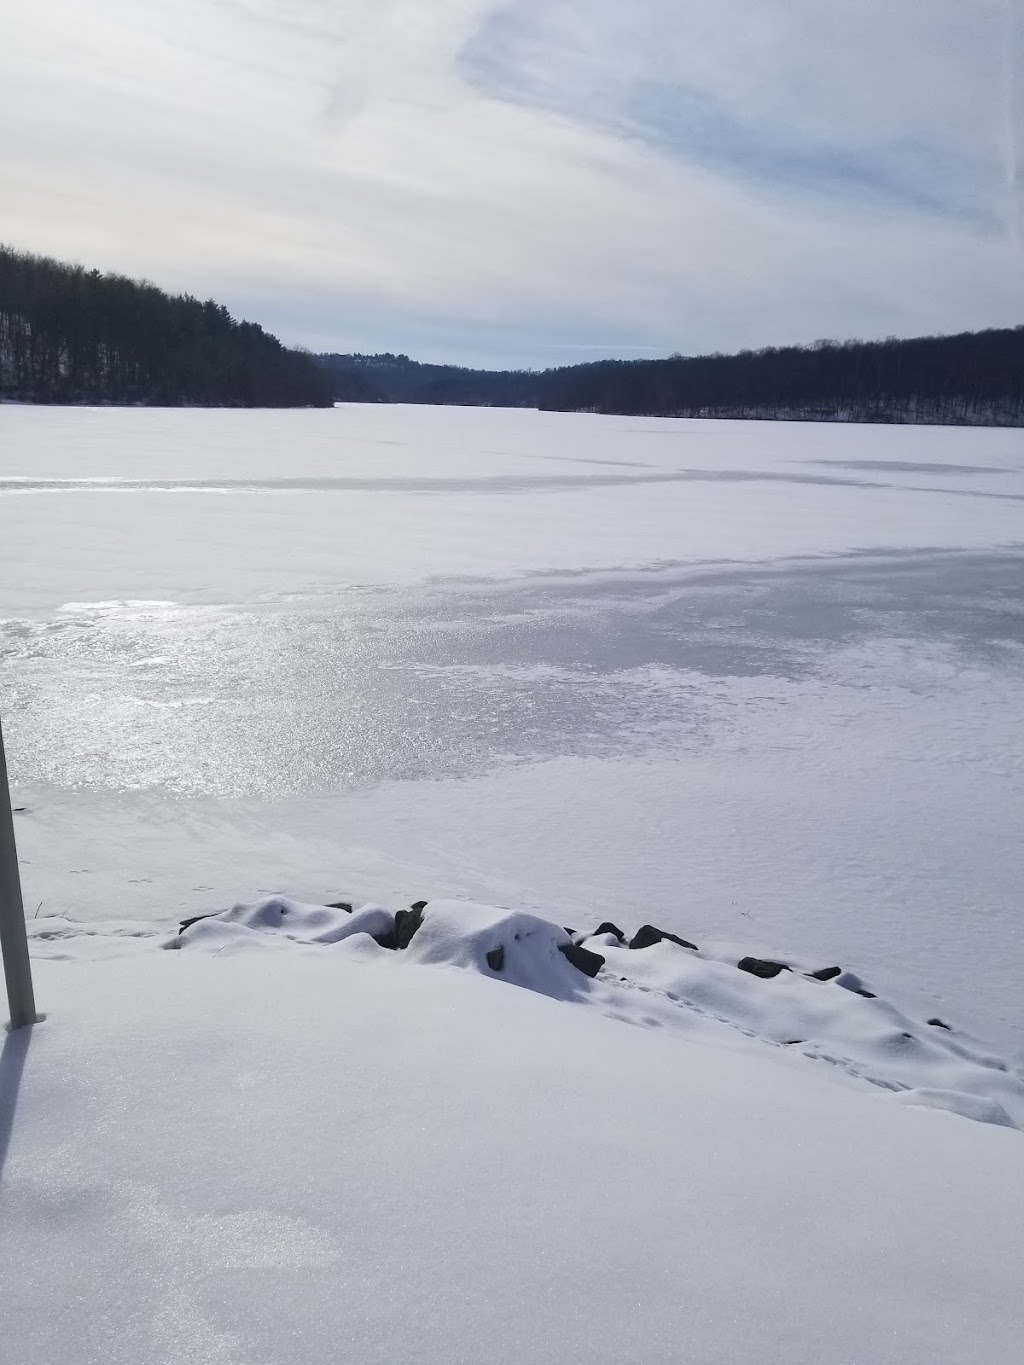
[628,925,697,952]
[808,965,842,981]
[629,925,663,950]
[594,921,626,942]
[558,941,605,978]
[326,901,352,912]
[835,972,877,999]
[737,956,790,979]
[178,913,218,935]
[410,900,428,912]
[563,928,576,938]
[486,945,505,972]
[395,905,425,950]
[927,1017,952,1030]
[372,926,399,950]
[663,930,697,951]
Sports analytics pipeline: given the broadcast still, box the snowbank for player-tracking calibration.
[159,896,1024,1133]
[3,902,1022,1365]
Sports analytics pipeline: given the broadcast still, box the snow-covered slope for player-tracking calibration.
[5,898,1021,1365]
[162,896,1024,1131]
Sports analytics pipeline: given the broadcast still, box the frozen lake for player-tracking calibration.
[1,404,1023,1047]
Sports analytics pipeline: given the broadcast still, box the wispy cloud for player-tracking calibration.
[1,0,1021,366]
[460,0,1012,221]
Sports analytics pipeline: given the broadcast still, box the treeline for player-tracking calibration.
[316,351,535,407]
[318,326,1024,426]
[0,246,332,407]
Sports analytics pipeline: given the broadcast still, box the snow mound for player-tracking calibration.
[585,935,1024,1131]
[156,895,1024,1130]
[401,898,589,999]
[173,896,394,951]
[894,1088,1017,1128]
[173,896,592,998]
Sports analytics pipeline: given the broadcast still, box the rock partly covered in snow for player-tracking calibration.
[736,955,791,979]
[628,924,698,951]
[401,899,602,998]
[175,897,396,950]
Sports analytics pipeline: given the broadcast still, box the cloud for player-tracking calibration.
[461,0,1011,220]
[1,0,1021,366]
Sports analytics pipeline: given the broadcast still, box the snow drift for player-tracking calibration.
[164,895,1024,1132]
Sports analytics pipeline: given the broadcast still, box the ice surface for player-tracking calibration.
[2,404,1023,1054]
[2,404,1024,611]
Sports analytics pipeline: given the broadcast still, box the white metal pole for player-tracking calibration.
[0,714,37,1030]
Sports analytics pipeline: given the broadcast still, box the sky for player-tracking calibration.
[2,0,1023,368]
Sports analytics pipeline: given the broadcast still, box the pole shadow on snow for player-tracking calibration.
[0,1024,33,1185]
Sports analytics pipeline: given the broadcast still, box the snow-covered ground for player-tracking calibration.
[4,897,1023,1364]
[1,404,1023,1359]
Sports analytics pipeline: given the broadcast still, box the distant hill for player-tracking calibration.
[0,246,331,407]
[315,351,539,408]
[318,326,1024,426]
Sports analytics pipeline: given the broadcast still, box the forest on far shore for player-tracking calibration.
[0,246,332,407]
[318,324,1024,427]
[4,242,1021,423]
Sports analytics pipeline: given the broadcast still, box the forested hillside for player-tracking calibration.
[319,326,1024,426]
[316,351,534,407]
[0,247,331,407]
